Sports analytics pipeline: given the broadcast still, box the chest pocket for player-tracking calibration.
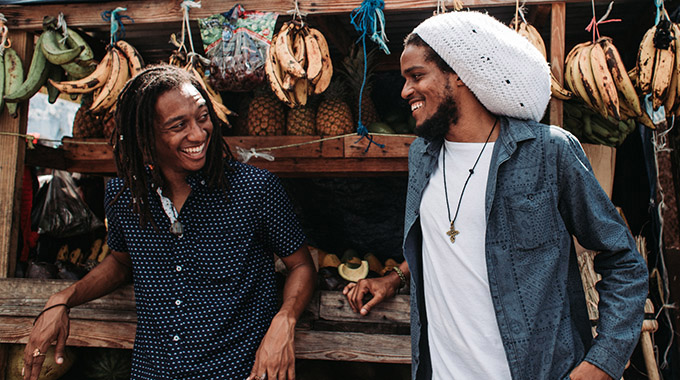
[504,189,558,251]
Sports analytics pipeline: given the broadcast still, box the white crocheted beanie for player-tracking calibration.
[413,11,550,121]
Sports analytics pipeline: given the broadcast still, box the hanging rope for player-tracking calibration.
[180,0,201,54]
[585,1,620,42]
[350,0,389,151]
[101,7,133,45]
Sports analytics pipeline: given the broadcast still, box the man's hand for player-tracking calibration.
[22,304,70,380]
[248,313,296,380]
[569,361,612,380]
[343,273,401,316]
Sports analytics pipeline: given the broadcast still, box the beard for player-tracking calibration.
[414,95,459,141]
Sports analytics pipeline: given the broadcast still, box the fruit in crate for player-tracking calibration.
[338,44,380,126]
[315,79,354,136]
[562,99,636,147]
[286,98,316,135]
[246,86,285,136]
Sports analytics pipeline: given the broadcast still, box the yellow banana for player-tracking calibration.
[565,43,592,108]
[550,73,573,100]
[115,40,144,76]
[90,47,130,113]
[577,43,607,118]
[292,75,308,106]
[589,42,620,120]
[308,27,332,94]
[599,37,642,117]
[40,29,83,65]
[637,26,657,94]
[517,20,546,60]
[48,48,113,94]
[186,64,232,126]
[651,38,675,110]
[303,27,323,82]
[3,47,23,117]
[5,33,49,103]
[274,22,306,79]
[265,38,296,107]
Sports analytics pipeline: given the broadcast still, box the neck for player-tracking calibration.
[445,102,499,142]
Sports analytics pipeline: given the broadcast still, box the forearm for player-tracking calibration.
[47,251,132,308]
[277,260,316,321]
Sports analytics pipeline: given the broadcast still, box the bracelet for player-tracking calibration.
[33,303,70,326]
[390,266,407,288]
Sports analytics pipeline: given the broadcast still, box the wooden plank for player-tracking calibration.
[549,2,566,127]
[255,158,409,177]
[0,31,30,279]
[319,291,410,324]
[0,0,598,31]
[344,135,415,158]
[295,330,411,363]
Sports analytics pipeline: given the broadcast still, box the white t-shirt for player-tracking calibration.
[420,140,512,380]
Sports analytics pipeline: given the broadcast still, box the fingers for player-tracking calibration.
[360,293,385,316]
[54,333,66,365]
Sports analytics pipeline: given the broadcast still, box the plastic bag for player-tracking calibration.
[30,170,103,238]
[198,4,277,92]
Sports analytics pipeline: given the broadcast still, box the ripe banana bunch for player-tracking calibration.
[509,16,573,100]
[563,99,636,147]
[48,40,144,115]
[181,58,234,127]
[564,37,642,123]
[265,21,332,108]
[637,19,680,114]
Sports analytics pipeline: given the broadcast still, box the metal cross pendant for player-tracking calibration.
[446,220,459,243]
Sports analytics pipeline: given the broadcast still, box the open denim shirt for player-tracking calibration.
[403,117,648,380]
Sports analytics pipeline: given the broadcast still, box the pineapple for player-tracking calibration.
[72,93,106,138]
[338,44,380,127]
[286,99,317,136]
[246,86,286,136]
[315,80,354,136]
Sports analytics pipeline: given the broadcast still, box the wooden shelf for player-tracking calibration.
[0,279,411,363]
[25,135,416,177]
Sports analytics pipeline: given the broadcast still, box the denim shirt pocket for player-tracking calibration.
[504,189,558,250]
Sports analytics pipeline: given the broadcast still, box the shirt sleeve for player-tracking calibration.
[555,130,648,379]
[104,178,129,253]
[259,172,306,258]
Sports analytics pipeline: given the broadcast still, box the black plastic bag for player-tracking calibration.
[31,170,103,238]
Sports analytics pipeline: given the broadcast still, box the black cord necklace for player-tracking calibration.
[443,118,498,243]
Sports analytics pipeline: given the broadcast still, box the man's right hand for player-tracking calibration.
[342,272,402,315]
[22,303,70,380]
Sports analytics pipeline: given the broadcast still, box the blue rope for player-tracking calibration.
[101,7,133,44]
[654,0,664,25]
[350,0,389,152]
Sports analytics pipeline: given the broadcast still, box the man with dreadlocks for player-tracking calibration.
[23,64,315,380]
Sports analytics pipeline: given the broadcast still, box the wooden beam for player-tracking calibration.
[549,2,566,127]
[0,31,30,279]
[295,330,410,363]
[0,0,610,31]
[318,291,410,324]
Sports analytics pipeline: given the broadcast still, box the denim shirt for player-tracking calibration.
[403,117,648,380]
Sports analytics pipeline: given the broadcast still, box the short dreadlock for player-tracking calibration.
[110,64,234,228]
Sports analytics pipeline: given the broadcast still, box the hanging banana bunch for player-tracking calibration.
[509,14,573,101]
[563,99,636,147]
[635,17,680,125]
[264,20,332,108]
[183,54,234,127]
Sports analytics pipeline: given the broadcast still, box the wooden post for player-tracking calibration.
[0,31,30,279]
[549,2,566,126]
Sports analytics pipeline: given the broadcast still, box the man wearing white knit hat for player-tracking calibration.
[344,10,647,380]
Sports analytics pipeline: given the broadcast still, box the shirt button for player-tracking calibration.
[176,265,182,272]
[200,180,206,185]
[175,300,182,306]
[173,335,180,341]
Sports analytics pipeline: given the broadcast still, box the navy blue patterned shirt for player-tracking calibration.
[105,160,306,380]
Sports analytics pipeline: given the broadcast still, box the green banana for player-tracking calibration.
[40,29,83,65]
[3,47,24,117]
[65,28,95,65]
[61,59,95,79]
[46,64,64,104]
[5,33,49,103]
[563,101,584,119]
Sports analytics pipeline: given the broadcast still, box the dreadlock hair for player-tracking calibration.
[110,63,234,228]
[403,33,455,75]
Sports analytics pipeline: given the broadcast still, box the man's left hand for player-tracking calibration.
[568,361,613,380]
[248,313,296,380]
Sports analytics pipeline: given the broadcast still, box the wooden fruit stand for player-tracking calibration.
[0,0,658,377]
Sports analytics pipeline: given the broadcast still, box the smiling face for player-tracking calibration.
[400,44,459,139]
[153,82,213,182]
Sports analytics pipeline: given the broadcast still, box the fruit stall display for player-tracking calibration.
[0,0,674,378]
